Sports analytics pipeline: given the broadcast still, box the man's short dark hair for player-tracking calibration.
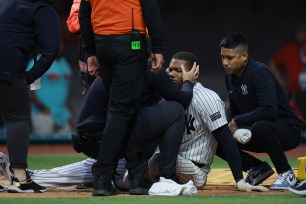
[172,52,200,70]
[220,33,248,53]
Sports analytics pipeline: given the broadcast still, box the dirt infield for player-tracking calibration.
[0,177,292,198]
[0,143,305,197]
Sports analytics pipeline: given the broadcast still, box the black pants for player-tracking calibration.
[126,101,185,178]
[0,78,31,168]
[94,34,148,168]
[238,119,301,173]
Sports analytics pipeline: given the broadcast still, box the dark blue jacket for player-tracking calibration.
[225,58,302,127]
[0,0,60,84]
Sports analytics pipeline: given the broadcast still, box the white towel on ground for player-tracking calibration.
[148,177,197,196]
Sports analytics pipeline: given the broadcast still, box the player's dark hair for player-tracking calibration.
[172,52,200,70]
[220,33,248,53]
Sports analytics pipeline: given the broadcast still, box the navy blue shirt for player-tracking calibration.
[0,0,60,84]
[225,58,302,127]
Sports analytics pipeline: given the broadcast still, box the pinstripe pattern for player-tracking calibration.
[179,82,227,165]
[29,158,127,188]
[176,155,209,189]
[148,83,228,188]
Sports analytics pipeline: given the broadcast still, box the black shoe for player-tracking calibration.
[129,162,152,195]
[0,185,4,192]
[289,180,306,196]
[7,176,46,193]
[92,166,120,196]
[245,161,274,185]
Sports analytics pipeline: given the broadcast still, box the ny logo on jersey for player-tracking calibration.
[241,84,248,95]
[185,114,195,134]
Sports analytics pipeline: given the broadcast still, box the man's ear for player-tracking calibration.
[241,52,248,62]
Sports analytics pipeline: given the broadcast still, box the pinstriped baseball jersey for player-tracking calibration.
[179,82,228,164]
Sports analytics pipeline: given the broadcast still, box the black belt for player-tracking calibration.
[95,33,146,41]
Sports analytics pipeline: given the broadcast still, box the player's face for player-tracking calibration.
[220,47,248,77]
[166,59,189,87]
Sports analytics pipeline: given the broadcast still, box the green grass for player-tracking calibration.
[1,154,302,204]
[27,154,87,169]
[0,195,305,204]
[26,153,299,170]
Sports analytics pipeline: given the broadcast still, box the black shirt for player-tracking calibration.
[0,0,60,84]
[225,57,302,127]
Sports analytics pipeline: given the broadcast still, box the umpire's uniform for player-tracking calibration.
[79,0,164,195]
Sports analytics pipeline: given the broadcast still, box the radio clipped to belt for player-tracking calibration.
[131,8,141,51]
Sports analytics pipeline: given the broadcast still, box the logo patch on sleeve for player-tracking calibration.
[210,111,221,122]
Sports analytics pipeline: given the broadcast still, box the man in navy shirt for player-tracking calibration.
[220,33,303,190]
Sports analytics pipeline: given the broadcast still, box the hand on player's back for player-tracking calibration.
[181,62,199,84]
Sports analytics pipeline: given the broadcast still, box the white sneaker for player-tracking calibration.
[0,152,13,182]
[233,129,252,144]
[236,179,269,192]
[270,169,297,190]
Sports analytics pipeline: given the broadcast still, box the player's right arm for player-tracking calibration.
[151,69,193,109]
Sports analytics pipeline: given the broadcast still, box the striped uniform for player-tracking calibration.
[29,158,128,190]
[176,82,227,188]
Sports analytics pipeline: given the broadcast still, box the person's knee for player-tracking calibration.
[176,169,208,189]
[71,131,102,159]
[251,121,273,139]
[166,101,184,119]
[176,155,210,189]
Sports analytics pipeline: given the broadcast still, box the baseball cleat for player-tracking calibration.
[245,161,274,186]
[236,179,269,192]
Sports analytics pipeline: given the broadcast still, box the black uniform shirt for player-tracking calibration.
[225,58,302,127]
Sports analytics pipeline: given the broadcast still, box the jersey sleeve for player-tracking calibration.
[194,88,228,132]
